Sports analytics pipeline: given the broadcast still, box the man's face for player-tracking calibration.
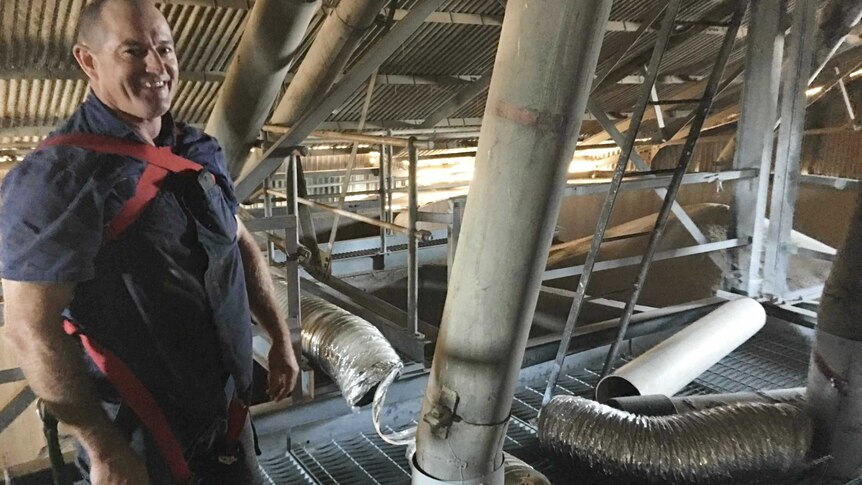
[74,1,178,122]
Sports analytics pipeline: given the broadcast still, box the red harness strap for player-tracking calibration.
[41,134,247,482]
[38,133,203,240]
[63,319,193,482]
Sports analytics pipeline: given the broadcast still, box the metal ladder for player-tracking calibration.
[541,0,748,406]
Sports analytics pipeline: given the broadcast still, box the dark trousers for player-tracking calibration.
[75,408,265,485]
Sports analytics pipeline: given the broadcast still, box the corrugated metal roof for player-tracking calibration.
[0,0,844,149]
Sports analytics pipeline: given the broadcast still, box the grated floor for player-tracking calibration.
[260,321,812,484]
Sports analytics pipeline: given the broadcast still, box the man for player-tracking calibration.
[0,1,298,483]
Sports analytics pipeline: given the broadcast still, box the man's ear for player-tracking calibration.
[72,44,98,82]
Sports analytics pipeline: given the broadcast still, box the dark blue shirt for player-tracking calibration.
[0,92,238,282]
[0,93,255,460]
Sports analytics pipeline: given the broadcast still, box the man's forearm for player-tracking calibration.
[2,281,126,461]
[236,223,293,344]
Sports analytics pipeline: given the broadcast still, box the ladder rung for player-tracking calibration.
[601,231,652,243]
[648,98,702,105]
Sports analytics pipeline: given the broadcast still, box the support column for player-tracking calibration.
[204,0,319,178]
[763,0,818,298]
[413,1,611,482]
[731,0,784,296]
[808,192,862,482]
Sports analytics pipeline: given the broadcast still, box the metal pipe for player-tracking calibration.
[539,396,813,484]
[596,298,766,403]
[413,1,612,482]
[606,388,805,416]
[269,0,389,128]
[807,190,862,481]
[234,0,446,199]
[407,137,419,336]
[204,0,319,178]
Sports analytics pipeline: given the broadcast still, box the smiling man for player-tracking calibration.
[0,1,297,484]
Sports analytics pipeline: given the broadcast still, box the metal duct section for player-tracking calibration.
[539,396,813,484]
[595,298,766,402]
[268,0,389,127]
[410,451,552,485]
[269,276,402,407]
[414,0,612,482]
[205,0,320,178]
[300,296,403,407]
[607,388,805,416]
[807,192,862,481]
[501,453,551,485]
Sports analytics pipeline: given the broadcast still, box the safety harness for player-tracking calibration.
[38,133,248,483]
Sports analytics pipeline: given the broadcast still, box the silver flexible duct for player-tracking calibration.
[539,396,813,484]
[270,277,403,407]
[300,296,403,407]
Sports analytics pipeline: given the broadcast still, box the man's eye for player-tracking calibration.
[125,48,146,57]
[158,46,174,56]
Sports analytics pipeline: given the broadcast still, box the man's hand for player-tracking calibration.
[267,338,299,401]
[89,445,150,485]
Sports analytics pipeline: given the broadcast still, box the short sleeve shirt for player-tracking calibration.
[0,93,237,283]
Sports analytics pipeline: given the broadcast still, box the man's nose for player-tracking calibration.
[144,48,167,75]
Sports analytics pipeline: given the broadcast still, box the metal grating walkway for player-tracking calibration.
[260,321,812,484]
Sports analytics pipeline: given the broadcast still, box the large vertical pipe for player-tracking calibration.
[808,192,862,482]
[413,1,611,482]
[204,0,320,178]
[268,0,390,127]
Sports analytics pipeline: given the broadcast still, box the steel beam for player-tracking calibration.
[564,170,755,198]
[731,0,784,297]
[407,138,420,337]
[764,0,818,298]
[233,0,447,201]
[419,73,492,128]
[543,239,744,281]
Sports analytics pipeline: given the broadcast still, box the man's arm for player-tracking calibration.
[235,218,299,400]
[2,280,148,484]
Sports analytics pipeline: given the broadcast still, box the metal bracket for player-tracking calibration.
[422,387,459,439]
[286,245,312,263]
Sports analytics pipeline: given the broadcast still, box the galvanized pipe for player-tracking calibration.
[204,0,319,177]
[269,0,389,127]
[413,1,612,482]
[808,192,862,482]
